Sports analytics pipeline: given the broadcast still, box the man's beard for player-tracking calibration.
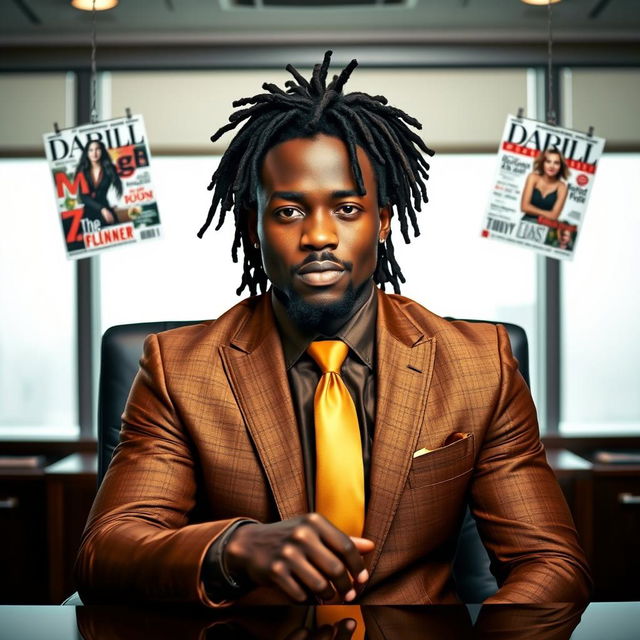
[273,280,368,334]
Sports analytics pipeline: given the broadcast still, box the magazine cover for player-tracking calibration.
[481,114,605,259]
[43,114,161,258]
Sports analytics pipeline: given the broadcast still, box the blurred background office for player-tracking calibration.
[0,0,638,605]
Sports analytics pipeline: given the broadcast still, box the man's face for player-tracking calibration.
[251,134,390,323]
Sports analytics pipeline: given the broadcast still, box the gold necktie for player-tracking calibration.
[307,340,364,538]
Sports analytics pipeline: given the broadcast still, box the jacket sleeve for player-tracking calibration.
[470,324,592,603]
[74,333,247,607]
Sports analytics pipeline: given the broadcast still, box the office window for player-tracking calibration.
[560,154,640,434]
[99,156,241,332]
[0,159,77,435]
[396,153,539,407]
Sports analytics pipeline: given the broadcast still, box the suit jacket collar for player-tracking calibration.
[363,290,436,577]
[224,287,433,353]
[220,293,308,520]
[220,289,437,580]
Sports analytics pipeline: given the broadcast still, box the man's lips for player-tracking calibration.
[297,261,344,274]
[296,261,345,286]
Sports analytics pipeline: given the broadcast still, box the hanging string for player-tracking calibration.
[546,0,556,125]
[90,0,98,123]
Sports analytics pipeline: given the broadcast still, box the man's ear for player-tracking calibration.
[379,206,391,243]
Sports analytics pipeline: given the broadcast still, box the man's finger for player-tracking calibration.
[268,559,308,602]
[349,536,375,553]
[308,515,368,585]
[303,542,355,599]
[286,547,335,601]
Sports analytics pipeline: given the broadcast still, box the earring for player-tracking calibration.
[379,237,385,244]
[253,242,259,249]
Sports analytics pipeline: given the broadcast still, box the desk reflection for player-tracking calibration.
[76,603,585,640]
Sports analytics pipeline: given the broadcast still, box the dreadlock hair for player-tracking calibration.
[198,50,434,296]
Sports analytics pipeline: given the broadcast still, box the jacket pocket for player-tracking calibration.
[407,433,475,489]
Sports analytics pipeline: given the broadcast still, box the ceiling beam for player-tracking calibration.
[2,41,640,72]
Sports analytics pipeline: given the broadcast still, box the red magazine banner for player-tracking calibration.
[501,142,598,174]
[482,115,606,260]
[43,114,162,259]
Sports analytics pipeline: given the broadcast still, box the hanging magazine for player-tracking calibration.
[43,114,161,258]
[481,114,605,260]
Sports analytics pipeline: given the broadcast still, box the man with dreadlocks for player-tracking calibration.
[76,52,590,608]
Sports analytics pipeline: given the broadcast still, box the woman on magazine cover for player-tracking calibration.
[75,140,123,227]
[520,148,569,222]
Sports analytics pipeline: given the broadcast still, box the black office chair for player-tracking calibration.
[66,318,529,605]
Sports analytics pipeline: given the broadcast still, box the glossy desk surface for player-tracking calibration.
[0,603,639,640]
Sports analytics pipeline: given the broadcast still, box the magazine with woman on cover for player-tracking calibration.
[43,114,161,258]
[481,114,605,260]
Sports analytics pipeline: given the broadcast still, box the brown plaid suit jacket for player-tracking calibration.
[75,289,591,606]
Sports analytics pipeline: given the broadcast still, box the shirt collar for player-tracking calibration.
[272,282,377,371]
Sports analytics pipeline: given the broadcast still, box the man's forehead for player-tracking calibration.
[259,134,371,192]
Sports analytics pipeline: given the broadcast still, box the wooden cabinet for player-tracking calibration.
[0,469,48,604]
[591,466,640,600]
[0,452,97,605]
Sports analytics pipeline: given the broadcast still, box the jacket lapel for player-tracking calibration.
[364,290,436,576]
[220,294,308,520]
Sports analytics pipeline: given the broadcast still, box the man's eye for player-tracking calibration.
[276,207,302,219]
[337,204,360,216]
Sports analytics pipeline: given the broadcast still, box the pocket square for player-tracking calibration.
[412,432,471,458]
[442,431,471,446]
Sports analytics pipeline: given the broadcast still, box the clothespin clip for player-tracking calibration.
[516,107,524,120]
[53,122,60,134]
[587,126,594,137]
[125,107,132,119]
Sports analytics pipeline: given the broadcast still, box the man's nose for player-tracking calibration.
[300,210,338,251]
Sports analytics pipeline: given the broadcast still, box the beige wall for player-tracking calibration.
[0,74,69,151]
[110,70,292,154]
[110,68,528,154]
[568,69,640,148]
[3,67,639,154]
[348,69,527,152]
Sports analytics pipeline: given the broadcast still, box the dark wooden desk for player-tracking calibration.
[0,603,638,639]
[0,466,48,604]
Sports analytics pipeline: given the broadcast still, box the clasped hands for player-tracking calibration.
[224,513,374,603]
